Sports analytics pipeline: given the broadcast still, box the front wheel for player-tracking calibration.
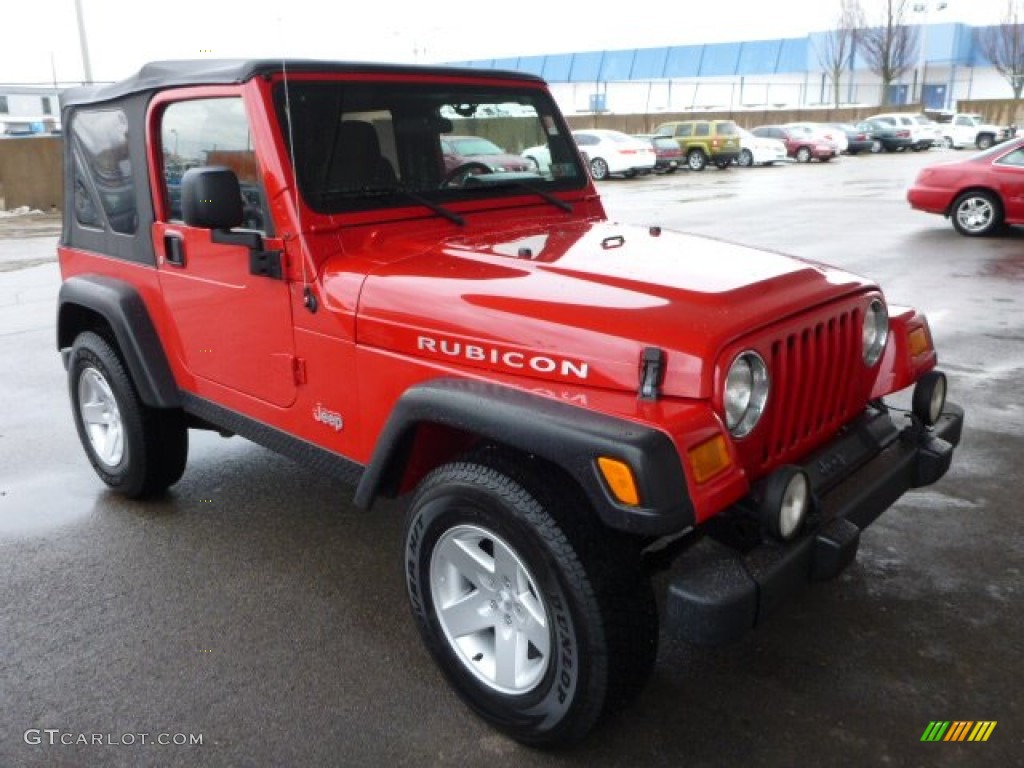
[795,146,812,163]
[737,149,753,167]
[403,455,657,746]
[976,134,995,150]
[589,156,610,181]
[68,331,188,497]
[951,190,1003,236]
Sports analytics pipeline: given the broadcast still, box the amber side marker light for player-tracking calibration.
[908,326,932,358]
[596,457,640,506]
[687,434,732,485]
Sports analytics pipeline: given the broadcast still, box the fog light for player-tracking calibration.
[760,467,810,541]
[912,371,947,426]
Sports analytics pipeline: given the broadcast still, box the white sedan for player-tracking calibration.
[523,129,656,181]
[736,127,789,167]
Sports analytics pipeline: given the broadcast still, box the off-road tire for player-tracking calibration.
[403,451,657,747]
[68,331,188,497]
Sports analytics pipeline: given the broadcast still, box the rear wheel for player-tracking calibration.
[951,190,1003,237]
[737,149,754,167]
[403,453,657,746]
[68,331,187,497]
[687,149,707,171]
[589,157,610,181]
[941,136,954,149]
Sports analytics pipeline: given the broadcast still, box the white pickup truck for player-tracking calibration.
[938,113,1009,150]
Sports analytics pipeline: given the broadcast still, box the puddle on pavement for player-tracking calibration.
[0,471,99,535]
[984,247,1024,279]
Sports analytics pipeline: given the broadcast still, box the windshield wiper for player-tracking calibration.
[500,180,573,213]
[322,186,464,226]
[391,186,465,226]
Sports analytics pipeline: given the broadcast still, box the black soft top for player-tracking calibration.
[61,59,543,107]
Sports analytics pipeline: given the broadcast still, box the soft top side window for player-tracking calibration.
[71,109,136,235]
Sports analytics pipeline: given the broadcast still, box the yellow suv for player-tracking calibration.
[654,119,742,171]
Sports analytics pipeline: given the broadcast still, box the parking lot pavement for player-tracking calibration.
[1,151,1021,767]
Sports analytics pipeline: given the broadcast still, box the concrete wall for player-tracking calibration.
[0,137,63,211]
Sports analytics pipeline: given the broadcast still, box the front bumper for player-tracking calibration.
[665,401,964,646]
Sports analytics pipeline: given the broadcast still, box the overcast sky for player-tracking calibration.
[1,0,1011,86]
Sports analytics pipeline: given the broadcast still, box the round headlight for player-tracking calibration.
[862,299,889,366]
[724,351,769,437]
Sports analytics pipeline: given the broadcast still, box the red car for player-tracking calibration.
[57,59,962,747]
[440,135,534,178]
[751,125,837,163]
[907,137,1024,236]
[632,133,683,173]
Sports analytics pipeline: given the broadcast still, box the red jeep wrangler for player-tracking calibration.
[58,60,963,746]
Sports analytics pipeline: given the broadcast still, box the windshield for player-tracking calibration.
[274,79,585,214]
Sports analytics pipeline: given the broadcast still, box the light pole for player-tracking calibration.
[74,0,94,84]
[913,1,948,107]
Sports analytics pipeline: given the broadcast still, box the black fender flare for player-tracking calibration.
[57,275,181,408]
[355,379,695,536]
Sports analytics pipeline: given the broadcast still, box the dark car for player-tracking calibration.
[907,137,1024,236]
[632,133,682,173]
[857,119,914,153]
[440,135,534,176]
[750,125,836,163]
[827,123,874,155]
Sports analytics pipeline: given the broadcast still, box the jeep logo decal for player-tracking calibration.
[313,403,344,431]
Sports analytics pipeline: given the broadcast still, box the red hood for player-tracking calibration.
[341,220,874,398]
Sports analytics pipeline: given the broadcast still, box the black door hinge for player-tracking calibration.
[250,250,283,279]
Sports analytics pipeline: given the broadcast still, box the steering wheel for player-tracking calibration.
[442,161,492,188]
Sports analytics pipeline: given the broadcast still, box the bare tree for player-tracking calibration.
[819,0,866,107]
[979,1,1024,101]
[858,0,919,105]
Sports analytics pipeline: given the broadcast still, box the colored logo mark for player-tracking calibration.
[921,721,997,742]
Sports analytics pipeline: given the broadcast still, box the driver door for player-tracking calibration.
[153,94,297,408]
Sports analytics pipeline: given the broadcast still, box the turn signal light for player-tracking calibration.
[687,434,732,484]
[908,326,932,358]
[597,457,640,506]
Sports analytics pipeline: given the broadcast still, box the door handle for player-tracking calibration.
[164,233,185,267]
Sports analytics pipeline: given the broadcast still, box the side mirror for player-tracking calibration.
[182,166,243,230]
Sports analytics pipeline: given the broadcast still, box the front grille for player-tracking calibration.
[761,307,864,466]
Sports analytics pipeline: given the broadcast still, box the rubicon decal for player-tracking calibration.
[920,721,997,742]
[416,335,589,380]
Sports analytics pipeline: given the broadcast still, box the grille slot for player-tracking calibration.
[764,308,862,465]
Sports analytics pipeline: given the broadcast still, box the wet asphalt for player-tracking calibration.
[1,149,1021,767]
